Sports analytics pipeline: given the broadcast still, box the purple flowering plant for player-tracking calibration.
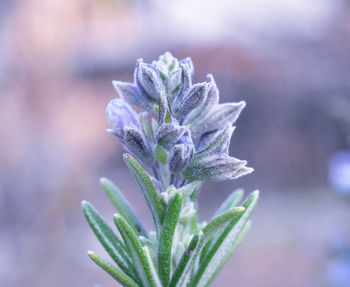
[82,52,259,287]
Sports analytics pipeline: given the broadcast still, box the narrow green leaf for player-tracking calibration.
[88,251,139,287]
[205,220,252,287]
[236,220,251,245]
[123,153,164,235]
[202,207,245,243]
[169,234,200,287]
[200,206,244,266]
[143,246,162,287]
[191,190,259,287]
[138,235,152,248]
[201,191,244,264]
[190,181,203,233]
[81,201,134,279]
[214,189,244,218]
[189,181,203,202]
[172,241,185,268]
[114,214,159,287]
[100,177,148,237]
[174,231,204,287]
[158,193,183,286]
[199,237,212,267]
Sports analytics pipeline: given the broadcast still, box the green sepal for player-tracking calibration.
[123,153,164,235]
[114,214,159,287]
[151,118,158,134]
[81,201,134,279]
[191,190,259,287]
[158,193,183,286]
[155,145,168,165]
[100,177,148,238]
[88,251,140,287]
[155,145,170,186]
[139,112,152,141]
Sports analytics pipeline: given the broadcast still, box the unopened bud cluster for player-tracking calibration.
[107,52,253,186]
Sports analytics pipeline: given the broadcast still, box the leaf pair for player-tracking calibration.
[115,214,162,287]
[83,182,258,287]
[84,163,192,286]
[82,154,166,286]
[82,202,139,286]
[169,206,245,287]
[82,201,161,286]
[165,190,258,287]
[82,163,185,287]
[192,190,259,287]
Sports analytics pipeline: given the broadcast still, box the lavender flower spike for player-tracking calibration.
[82,52,259,287]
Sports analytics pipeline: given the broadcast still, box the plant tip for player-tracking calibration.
[236,206,245,213]
[113,213,122,220]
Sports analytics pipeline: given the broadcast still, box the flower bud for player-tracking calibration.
[124,128,153,165]
[136,60,165,100]
[156,124,187,150]
[179,57,194,76]
[191,101,246,140]
[158,93,172,126]
[182,74,219,126]
[183,154,253,181]
[158,52,179,73]
[112,81,156,113]
[169,133,194,174]
[167,69,182,96]
[106,98,140,138]
[196,124,235,155]
[173,82,208,121]
[167,63,192,102]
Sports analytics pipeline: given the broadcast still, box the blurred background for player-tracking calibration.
[1,0,350,286]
